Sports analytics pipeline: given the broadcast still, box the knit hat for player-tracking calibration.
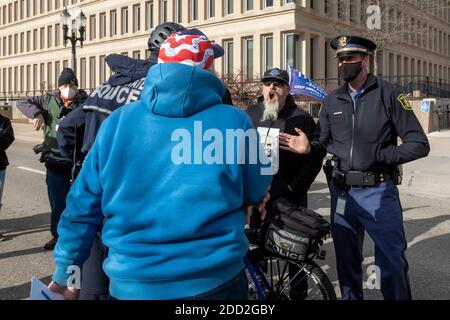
[58,68,78,87]
[158,28,224,70]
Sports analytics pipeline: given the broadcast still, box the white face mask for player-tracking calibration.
[60,87,77,99]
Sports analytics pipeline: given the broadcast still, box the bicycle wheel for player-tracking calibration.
[262,257,337,300]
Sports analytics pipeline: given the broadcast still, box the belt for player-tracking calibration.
[344,170,392,187]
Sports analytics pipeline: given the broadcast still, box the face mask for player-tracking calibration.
[339,61,362,82]
[60,87,77,100]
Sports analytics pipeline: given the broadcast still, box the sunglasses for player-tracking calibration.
[262,81,285,88]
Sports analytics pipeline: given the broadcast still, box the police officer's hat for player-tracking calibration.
[330,35,376,58]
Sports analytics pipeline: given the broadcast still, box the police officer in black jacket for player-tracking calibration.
[247,68,324,299]
[279,36,430,300]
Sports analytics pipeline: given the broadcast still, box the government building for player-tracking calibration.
[0,0,449,95]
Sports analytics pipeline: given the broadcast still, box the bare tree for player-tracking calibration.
[221,71,262,109]
[330,0,448,75]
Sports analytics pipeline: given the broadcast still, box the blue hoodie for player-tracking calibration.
[52,63,272,299]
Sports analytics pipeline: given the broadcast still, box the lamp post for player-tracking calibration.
[60,7,86,77]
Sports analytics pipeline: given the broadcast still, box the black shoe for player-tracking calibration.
[0,233,8,242]
[44,237,58,250]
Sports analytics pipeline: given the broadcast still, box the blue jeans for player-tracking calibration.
[0,169,6,210]
[45,168,72,237]
[110,269,249,300]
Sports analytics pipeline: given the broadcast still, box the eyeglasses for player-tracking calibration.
[262,81,285,88]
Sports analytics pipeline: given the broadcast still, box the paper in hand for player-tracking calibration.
[29,276,64,300]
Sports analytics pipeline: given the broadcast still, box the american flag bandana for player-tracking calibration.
[158,34,215,70]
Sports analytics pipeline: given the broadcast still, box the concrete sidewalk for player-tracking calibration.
[11,121,43,144]
[398,130,450,199]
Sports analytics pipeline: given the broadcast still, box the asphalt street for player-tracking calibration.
[0,128,449,300]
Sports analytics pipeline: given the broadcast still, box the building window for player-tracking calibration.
[245,0,254,11]
[223,40,234,78]
[243,38,254,80]
[54,61,60,87]
[160,0,167,23]
[338,0,344,19]
[89,56,96,88]
[110,10,117,36]
[47,25,52,48]
[8,35,12,55]
[145,1,154,30]
[99,12,106,38]
[47,62,52,89]
[20,66,24,91]
[27,31,31,51]
[79,58,86,88]
[32,64,37,91]
[55,0,60,10]
[133,4,141,32]
[26,65,31,91]
[20,0,25,19]
[39,0,44,14]
[8,3,12,23]
[20,32,25,53]
[55,23,60,46]
[47,0,52,11]
[63,60,68,69]
[190,0,198,21]
[207,0,215,18]
[226,0,233,15]
[39,63,45,90]
[14,34,18,54]
[89,14,96,40]
[133,50,141,59]
[264,0,273,8]
[263,35,273,72]
[33,29,37,50]
[121,7,129,34]
[2,37,5,56]
[14,1,18,21]
[174,0,182,23]
[32,0,36,16]
[283,33,298,70]
[14,66,18,92]
[40,27,45,50]
[99,55,106,84]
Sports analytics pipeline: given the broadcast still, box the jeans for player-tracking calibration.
[109,269,249,300]
[0,169,6,210]
[45,168,72,237]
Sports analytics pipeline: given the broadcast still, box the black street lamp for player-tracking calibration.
[60,7,86,77]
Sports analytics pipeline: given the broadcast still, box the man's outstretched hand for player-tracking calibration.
[48,281,80,300]
[279,128,311,155]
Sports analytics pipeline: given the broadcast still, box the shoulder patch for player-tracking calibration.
[397,94,412,111]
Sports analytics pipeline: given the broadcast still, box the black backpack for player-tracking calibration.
[264,198,330,262]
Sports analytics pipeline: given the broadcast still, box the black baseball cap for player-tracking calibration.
[261,68,290,86]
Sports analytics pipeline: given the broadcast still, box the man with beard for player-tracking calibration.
[278,36,430,300]
[246,67,324,299]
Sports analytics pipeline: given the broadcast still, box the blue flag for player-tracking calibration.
[288,66,327,102]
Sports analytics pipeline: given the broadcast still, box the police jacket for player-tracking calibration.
[0,115,14,170]
[247,95,323,205]
[311,74,430,172]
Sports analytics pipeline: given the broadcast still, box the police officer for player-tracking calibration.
[279,35,430,300]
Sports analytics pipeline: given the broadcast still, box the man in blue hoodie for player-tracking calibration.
[48,29,272,300]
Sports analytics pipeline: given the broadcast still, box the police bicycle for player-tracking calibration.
[244,199,337,300]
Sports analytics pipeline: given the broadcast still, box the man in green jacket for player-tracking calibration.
[17,68,88,249]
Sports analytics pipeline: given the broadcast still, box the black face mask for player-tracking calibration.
[339,61,363,82]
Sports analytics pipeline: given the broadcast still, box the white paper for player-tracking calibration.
[29,276,64,300]
[257,127,280,175]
